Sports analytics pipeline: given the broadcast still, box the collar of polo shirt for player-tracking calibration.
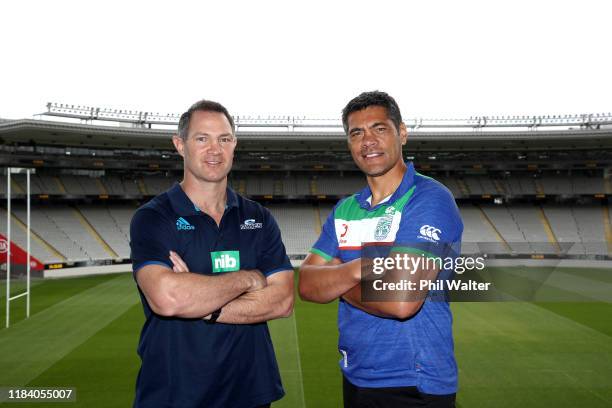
[356,161,416,211]
[167,182,239,216]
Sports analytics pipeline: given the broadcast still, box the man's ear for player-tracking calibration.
[172,134,185,157]
[399,122,408,146]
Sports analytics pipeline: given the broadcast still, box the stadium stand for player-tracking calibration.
[0,207,63,264]
[464,176,484,195]
[11,207,89,262]
[3,194,612,264]
[107,204,137,242]
[3,172,610,200]
[507,205,556,253]
[543,205,587,255]
[77,205,130,259]
[437,176,463,198]
[267,204,320,256]
[38,175,65,195]
[458,204,504,254]
[295,176,310,196]
[314,174,365,196]
[480,204,529,253]
[1,108,611,267]
[571,205,608,255]
[142,175,175,196]
[61,175,102,195]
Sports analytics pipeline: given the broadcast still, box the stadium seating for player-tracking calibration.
[142,176,175,196]
[1,199,611,264]
[457,205,502,254]
[77,205,132,259]
[2,172,609,199]
[571,206,608,255]
[266,204,320,256]
[0,206,63,264]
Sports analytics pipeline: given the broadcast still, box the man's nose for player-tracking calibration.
[361,129,378,148]
[205,138,222,153]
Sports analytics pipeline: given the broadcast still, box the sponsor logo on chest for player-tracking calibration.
[210,250,241,273]
[336,206,401,248]
[240,219,263,230]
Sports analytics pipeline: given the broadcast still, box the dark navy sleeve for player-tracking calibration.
[130,208,175,274]
[256,208,293,277]
[393,185,463,260]
[310,206,339,261]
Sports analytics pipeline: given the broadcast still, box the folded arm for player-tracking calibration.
[299,250,439,319]
[167,251,293,323]
[216,270,294,324]
[298,253,361,303]
[136,258,265,319]
[342,252,440,319]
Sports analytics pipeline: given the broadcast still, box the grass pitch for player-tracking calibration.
[1,268,611,407]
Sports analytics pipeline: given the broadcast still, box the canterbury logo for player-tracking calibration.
[419,225,441,241]
[176,217,195,231]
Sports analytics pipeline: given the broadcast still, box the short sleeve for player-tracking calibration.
[130,208,175,274]
[256,209,293,277]
[310,206,339,261]
[393,186,463,260]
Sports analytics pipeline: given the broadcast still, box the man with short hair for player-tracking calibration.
[130,99,294,408]
[299,91,462,408]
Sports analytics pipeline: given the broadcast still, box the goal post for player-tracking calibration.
[4,167,31,328]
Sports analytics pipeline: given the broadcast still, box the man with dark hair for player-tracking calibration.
[300,91,463,408]
[130,99,294,408]
[177,99,235,139]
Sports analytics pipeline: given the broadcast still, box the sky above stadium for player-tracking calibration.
[1,0,610,121]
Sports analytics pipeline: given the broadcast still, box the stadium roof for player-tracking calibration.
[1,118,612,152]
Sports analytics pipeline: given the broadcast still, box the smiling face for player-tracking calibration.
[346,105,407,178]
[173,110,237,184]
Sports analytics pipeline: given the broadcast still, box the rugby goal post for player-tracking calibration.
[4,167,31,328]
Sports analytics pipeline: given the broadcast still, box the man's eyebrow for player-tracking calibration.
[369,121,388,128]
[348,126,364,134]
[191,131,233,137]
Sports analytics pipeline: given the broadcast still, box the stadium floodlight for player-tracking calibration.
[4,167,31,328]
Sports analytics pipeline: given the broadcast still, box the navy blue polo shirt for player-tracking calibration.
[130,183,292,408]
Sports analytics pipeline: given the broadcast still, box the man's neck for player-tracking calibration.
[366,161,407,207]
[180,174,227,216]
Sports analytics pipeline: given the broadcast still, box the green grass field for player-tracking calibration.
[1,268,611,407]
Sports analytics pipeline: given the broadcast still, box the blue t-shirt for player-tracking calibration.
[311,163,463,395]
[130,183,293,408]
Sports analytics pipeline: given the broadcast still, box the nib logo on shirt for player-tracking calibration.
[210,251,241,273]
[176,217,195,231]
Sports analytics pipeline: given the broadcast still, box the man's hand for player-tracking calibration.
[169,251,189,273]
[341,252,441,320]
[169,250,267,292]
[298,254,361,303]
